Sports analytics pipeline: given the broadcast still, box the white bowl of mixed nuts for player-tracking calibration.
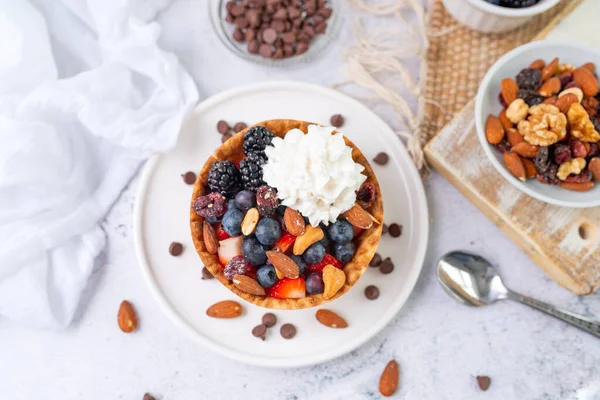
[476,41,600,208]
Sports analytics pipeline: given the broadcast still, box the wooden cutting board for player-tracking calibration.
[424,1,600,295]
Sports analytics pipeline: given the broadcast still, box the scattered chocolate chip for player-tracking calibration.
[143,394,156,400]
[262,312,277,327]
[364,285,380,300]
[169,242,183,257]
[217,120,230,135]
[382,223,389,235]
[476,376,491,391]
[388,223,402,238]
[181,171,196,185]
[252,324,267,340]
[330,114,344,127]
[380,258,394,274]
[201,267,214,280]
[259,43,273,58]
[373,152,389,165]
[233,122,248,133]
[280,323,296,339]
[232,28,244,42]
[262,27,278,44]
[222,132,233,143]
[369,253,382,267]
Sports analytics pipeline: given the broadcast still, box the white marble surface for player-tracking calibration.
[1,1,599,399]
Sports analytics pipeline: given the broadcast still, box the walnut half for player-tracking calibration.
[557,158,586,181]
[517,104,567,146]
[567,103,600,142]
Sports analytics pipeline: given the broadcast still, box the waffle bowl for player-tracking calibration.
[190,119,384,309]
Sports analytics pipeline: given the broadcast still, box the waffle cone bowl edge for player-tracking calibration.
[190,119,384,309]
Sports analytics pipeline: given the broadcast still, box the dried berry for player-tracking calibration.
[498,92,508,108]
[516,68,542,90]
[588,143,599,158]
[553,144,572,165]
[564,81,580,90]
[537,163,560,185]
[570,139,588,158]
[591,116,600,133]
[193,193,227,218]
[518,89,544,107]
[356,182,376,209]
[534,146,551,173]
[256,186,279,217]
[493,140,512,153]
[565,170,592,183]
[224,255,248,280]
[559,72,574,88]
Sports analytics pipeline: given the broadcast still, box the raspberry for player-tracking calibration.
[256,186,279,217]
[224,255,248,280]
[516,68,542,91]
[193,193,227,218]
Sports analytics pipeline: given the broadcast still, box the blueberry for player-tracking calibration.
[290,255,307,275]
[328,220,354,243]
[305,273,324,294]
[235,190,256,211]
[227,199,237,210]
[257,264,278,288]
[276,205,287,217]
[205,216,219,223]
[242,236,267,266]
[255,217,281,246]
[334,242,356,263]
[222,208,244,236]
[319,223,330,247]
[303,242,325,264]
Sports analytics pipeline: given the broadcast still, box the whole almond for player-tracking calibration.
[555,93,579,114]
[498,110,513,131]
[504,151,526,182]
[529,59,545,70]
[542,96,557,105]
[485,115,505,145]
[560,181,595,191]
[573,67,599,97]
[322,264,346,300]
[315,309,348,328]
[379,360,400,397]
[206,300,243,318]
[293,225,324,255]
[511,142,539,158]
[581,62,596,73]
[203,221,219,254]
[266,251,300,278]
[342,203,375,229]
[284,207,305,236]
[500,78,519,104]
[241,207,260,236]
[538,77,561,97]
[118,300,137,333]
[589,158,600,181]
[232,275,266,296]
[559,87,584,103]
[506,128,524,147]
[541,57,559,82]
[522,158,536,179]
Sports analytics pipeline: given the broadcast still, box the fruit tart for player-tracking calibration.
[190,119,384,309]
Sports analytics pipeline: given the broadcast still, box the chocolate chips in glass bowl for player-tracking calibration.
[220,0,335,62]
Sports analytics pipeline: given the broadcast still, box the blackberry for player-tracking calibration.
[518,89,544,107]
[243,126,275,156]
[207,160,241,197]
[516,68,542,90]
[239,153,267,191]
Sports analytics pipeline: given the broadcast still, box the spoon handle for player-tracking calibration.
[507,291,600,338]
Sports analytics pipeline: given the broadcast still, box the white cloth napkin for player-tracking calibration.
[0,0,198,328]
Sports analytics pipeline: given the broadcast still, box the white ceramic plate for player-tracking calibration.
[133,82,428,368]
[475,40,600,208]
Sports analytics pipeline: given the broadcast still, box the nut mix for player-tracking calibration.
[486,58,600,191]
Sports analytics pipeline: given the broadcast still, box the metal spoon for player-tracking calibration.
[436,250,600,338]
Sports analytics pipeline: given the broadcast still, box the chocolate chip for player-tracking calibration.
[262,27,278,44]
[222,132,234,143]
[225,1,235,12]
[297,31,311,43]
[232,28,244,42]
[369,253,382,267]
[262,312,277,327]
[230,4,245,16]
[388,223,402,238]
[283,44,295,57]
[248,40,260,54]
[252,324,267,340]
[143,394,156,400]
[373,152,389,165]
[233,122,248,132]
[282,31,296,44]
[380,258,394,274]
[273,7,287,19]
[169,242,183,257]
[234,17,249,29]
[296,41,308,54]
[217,120,230,134]
[280,323,296,339]
[226,14,234,23]
[317,0,327,8]
[364,285,380,300]
[382,223,389,235]
[303,24,315,38]
[477,376,491,391]
[181,171,196,185]
[272,19,285,33]
[247,9,261,27]
[318,7,332,18]
[330,114,344,127]
[313,14,325,24]
[292,18,303,28]
[273,48,284,59]
[288,6,301,19]
[259,43,273,58]
[314,22,327,34]
[201,266,213,280]
[245,28,256,42]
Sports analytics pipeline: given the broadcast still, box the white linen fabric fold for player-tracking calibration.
[0,0,198,328]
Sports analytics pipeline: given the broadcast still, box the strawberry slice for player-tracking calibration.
[245,263,258,280]
[268,277,306,299]
[215,223,230,241]
[218,236,242,266]
[274,231,296,254]
[353,226,364,238]
[307,253,343,274]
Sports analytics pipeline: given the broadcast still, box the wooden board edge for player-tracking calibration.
[533,0,585,41]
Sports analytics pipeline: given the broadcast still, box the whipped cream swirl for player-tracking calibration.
[263,124,366,227]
